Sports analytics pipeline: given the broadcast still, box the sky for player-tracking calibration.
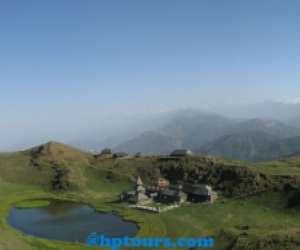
[1,0,300,150]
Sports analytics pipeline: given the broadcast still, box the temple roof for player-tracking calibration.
[136,176,143,186]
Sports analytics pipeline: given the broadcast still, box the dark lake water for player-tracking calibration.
[8,200,138,243]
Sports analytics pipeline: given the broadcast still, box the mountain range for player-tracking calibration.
[113,109,300,162]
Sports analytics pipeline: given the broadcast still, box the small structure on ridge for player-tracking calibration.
[170,149,193,157]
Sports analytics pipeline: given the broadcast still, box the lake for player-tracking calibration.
[8,199,138,243]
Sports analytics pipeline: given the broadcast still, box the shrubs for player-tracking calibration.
[157,157,273,198]
[51,164,70,191]
[284,184,300,208]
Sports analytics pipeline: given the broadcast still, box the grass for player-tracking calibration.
[1,142,300,249]
[252,156,300,176]
[1,178,300,250]
[15,200,51,209]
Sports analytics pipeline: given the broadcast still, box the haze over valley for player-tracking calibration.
[3,101,300,162]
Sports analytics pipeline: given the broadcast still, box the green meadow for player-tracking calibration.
[1,142,300,250]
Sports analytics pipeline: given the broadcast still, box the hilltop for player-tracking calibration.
[29,141,92,163]
[0,141,93,190]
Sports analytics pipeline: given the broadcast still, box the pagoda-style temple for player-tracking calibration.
[120,176,151,205]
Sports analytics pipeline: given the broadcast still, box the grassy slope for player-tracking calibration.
[15,200,50,209]
[1,142,300,249]
[252,156,300,176]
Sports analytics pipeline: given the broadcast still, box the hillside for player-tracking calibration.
[0,141,94,190]
[1,142,300,249]
[2,140,299,196]
[0,141,274,197]
[201,133,300,162]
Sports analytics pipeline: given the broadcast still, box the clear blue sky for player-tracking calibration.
[1,0,300,149]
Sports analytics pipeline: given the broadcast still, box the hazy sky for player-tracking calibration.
[1,1,300,150]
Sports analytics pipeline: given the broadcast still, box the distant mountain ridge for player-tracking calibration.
[200,133,300,162]
[114,109,300,162]
[223,118,300,139]
[114,131,182,155]
[115,110,235,154]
